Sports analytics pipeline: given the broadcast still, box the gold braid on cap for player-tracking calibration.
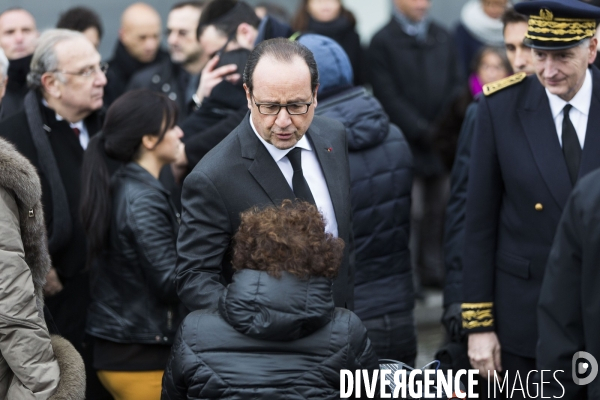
[525,9,596,42]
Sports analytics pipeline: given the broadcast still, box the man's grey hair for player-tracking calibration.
[0,48,8,79]
[27,29,85,90]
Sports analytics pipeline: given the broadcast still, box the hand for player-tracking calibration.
[442,303,463,342]
[171,143,188,184]
[44,267,63,297]
[195,55,241,105]
[468,332,502,378]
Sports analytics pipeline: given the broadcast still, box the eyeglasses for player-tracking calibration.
[52,62,109,78]
[252,95,314,115]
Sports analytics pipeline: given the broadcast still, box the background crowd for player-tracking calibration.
[0,0,600,399]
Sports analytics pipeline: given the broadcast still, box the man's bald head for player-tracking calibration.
[119,3,161,63]
[0,8,39,59]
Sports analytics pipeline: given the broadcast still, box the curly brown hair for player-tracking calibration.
[232,200,344,279]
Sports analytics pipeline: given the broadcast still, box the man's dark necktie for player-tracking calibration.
[562,104,582,185]
[72,127,80,137]
[286,147,316,205]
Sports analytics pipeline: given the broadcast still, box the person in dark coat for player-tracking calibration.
[368,0,463,289]
[298,33,416,365]
[103,3,168,107]
[292,0,363,85]
[162,200,379,400]
[461,0,600,392]
[442,8,534,340]
[128,2,206,121]
[80,90,187,400]
[537,168,600,399]
[0,8,38,121]
[0,29,112,400]
[176,38,355,311]
[454,0,508,78]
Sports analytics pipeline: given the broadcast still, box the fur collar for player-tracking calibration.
[0,137,51,316]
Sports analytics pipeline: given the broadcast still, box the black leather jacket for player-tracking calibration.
[86,163,186,345]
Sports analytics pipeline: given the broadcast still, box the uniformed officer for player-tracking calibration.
[461,0,600,396]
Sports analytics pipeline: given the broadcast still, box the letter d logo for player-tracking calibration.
[572,351,598,385]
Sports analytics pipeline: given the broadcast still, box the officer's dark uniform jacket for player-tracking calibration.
[461,66,600,358]
[161,269,378,399]
[86,163,186,345]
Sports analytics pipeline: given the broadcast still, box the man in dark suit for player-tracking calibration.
[177,38,354,311]
[0,29,111,400]
[461,0,600,393]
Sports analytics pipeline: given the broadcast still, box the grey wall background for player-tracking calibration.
[2,0,470,59]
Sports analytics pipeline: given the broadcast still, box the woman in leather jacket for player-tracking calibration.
[80,90,186,400]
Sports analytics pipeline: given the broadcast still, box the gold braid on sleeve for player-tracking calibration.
[461,302,494,330]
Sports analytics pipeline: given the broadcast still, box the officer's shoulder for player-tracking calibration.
[483,72,528,97]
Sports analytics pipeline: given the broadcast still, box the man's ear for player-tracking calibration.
[244,83,252,111]
[236,23,257,50]
[313,84,319,108]
[41,72,61,99]
[589,37,598,65]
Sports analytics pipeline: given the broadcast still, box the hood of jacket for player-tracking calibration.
[0,137,50,316]
[219,269,334,342]
[317,87,390,151]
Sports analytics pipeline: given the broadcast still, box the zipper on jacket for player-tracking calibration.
[167,308,173,331]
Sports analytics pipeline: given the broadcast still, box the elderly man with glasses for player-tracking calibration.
[176,38,355,312]
[0,28,111,400]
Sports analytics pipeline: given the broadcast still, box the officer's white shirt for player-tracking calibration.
[546,68,592,149]
[250,114,338,237]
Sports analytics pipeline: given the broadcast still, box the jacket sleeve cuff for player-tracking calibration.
[461,302,494,332]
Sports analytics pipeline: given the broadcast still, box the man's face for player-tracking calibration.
[394,0,431,22]
[534,38,597,101]
[167,6,203,65]
[0,10,38,60]
[482,0,508,20]
[245,55,317,150]
[504,22,535,75]
[52,37,107,116]
[121,17,161,63]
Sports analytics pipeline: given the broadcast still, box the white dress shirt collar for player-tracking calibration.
[249,114,312,159]
[546,68,592,119]
[41,99,89,149]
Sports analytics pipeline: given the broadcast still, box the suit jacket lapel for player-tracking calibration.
[579,67,600,178]
[518,79,573,209]
[306,123,345,227]
[238,114,295,204]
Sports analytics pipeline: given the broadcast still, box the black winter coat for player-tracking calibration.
[316,87,414,321]
[161,269,379,399]
[86,163,186,345]
[0,55,31,121]
[368,19,463,177]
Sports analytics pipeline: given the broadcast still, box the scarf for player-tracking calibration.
[393,7,430,43]
[460,0,505,46]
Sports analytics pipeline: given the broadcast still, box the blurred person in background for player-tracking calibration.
[455,0,509,77]
[0,136,86,400]
[56,6,103,49]
[292,0,363,85]
[80,90,187,400]
[0,29,110,400]
[129,1,206,121]
[162,200,378,399]
[442,7,534,348]
[104,2,167,107]
[369,0,462,291]
[176,0,293,175]
[254,2,291,24]
[298,33,416,365]
[0,48,7,107]
[0,7,38,120]
[434,46,511,172]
